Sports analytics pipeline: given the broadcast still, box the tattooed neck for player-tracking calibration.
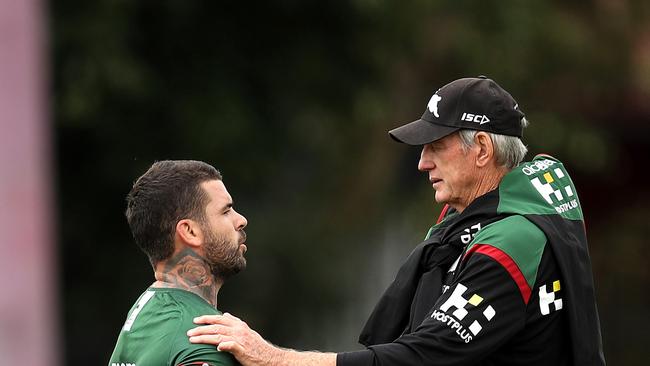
[153,248,221,308]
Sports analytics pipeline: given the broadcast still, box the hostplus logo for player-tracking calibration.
[539,280,563,315]
[524,160,578,214]
[430,283,496,343]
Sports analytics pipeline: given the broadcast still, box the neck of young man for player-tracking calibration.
[152,247,223,308]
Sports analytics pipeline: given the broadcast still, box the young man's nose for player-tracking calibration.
[236,211,248,230]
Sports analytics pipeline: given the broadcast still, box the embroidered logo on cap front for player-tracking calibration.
[427,94,442,118]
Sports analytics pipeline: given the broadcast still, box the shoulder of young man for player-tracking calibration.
[158,289,240,366]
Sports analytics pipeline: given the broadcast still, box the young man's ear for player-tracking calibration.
[474,132,495,168]
[175,219,203,248]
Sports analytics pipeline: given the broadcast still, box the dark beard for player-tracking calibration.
[203,229,247,280]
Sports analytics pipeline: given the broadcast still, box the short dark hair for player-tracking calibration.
[125,160,222,265]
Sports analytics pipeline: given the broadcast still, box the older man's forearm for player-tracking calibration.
[265,348,337,366]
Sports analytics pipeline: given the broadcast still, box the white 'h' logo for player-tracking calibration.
[531,168,573,205]
[539,281,563,315]
[439,284,496,335]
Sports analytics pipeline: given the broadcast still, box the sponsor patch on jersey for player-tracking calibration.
[526,161,579,215]
[539,280,563,315]
[430,283,496,343]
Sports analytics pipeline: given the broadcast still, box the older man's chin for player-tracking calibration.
[433,191,447,205]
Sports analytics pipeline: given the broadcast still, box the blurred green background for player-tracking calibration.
[52,1,649,365]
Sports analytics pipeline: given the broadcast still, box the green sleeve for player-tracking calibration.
[174,345,239,366]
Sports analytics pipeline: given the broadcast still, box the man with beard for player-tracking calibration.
[108,160,248,366]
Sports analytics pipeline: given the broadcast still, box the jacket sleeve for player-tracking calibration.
[338,253,527,366]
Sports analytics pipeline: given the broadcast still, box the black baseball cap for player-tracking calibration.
[389,76,525,145]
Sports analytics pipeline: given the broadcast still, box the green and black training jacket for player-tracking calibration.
[341,154,605,366]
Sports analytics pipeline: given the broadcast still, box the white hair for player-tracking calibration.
[457,117,529,169]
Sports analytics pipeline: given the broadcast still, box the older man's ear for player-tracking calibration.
[473,132,496,168]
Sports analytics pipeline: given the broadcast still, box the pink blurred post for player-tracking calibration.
[0,0,58,365]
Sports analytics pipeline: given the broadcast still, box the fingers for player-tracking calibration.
[217,340,245,354]
[222,312,242,322]
[193,314,236,326]
[187,324,232,337]
[188,334,234,345]
[221,312,248,329]
[188,334,246,361]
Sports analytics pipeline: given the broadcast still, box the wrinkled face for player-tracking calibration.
[200,180,248,280]
[417,132,478,211]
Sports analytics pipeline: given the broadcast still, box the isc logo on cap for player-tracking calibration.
[461,113,490,125]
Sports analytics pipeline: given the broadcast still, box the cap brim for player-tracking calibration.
[388,119,459,146]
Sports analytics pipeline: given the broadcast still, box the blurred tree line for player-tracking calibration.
[52,1,649,365]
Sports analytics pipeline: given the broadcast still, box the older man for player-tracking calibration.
[187,77,605,365]
[108,160,248,366]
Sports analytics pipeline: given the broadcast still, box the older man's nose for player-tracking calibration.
[418,145,435,172]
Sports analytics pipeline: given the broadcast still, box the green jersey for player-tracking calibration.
[108,287,238,366]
